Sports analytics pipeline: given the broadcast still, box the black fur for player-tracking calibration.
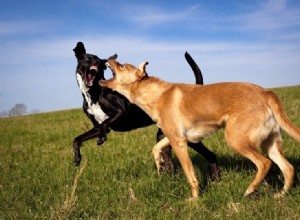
[72,42,219,180]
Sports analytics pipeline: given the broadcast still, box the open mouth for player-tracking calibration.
[85,73,95,86]
[99,62,117,87]
[105,62,115,79]
[85,65,98,86]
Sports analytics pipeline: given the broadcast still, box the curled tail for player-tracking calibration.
[266,91,300,142]
[185,52,203,85]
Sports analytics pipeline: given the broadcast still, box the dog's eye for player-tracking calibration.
[121,65,126,68]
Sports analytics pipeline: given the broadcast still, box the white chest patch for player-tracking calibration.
[76,73,109,124]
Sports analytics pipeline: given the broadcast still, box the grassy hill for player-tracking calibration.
[1,85,300,219]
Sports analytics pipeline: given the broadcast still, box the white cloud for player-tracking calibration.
[226,0,300,32]
[121,4,200,27]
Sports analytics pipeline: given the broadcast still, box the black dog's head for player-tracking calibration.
[73,42,117,87]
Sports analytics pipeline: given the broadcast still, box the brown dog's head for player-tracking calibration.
[100,59,148,90]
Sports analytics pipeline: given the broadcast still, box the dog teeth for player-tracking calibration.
[106,63,114,73]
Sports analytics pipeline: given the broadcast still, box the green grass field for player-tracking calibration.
[1,85,300,219]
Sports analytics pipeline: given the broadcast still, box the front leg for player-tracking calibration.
[97,121,108,145]
[97,95,130,145]
[97,109,125,145]
[152,137,171,174]
[73,127,99,166]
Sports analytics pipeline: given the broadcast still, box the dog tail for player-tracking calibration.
[185,52,203,85]
[266,90,300,142]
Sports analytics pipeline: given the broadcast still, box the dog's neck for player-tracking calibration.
[76,73,109,123]
[114,77,172,123]
[76,73,90,98]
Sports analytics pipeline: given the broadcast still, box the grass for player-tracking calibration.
[0,85,300,219]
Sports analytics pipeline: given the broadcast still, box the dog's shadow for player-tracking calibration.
[172,153,299,194]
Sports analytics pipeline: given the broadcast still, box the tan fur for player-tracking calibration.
[100,60,300,199]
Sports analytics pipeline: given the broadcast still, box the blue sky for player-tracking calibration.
[1,0,300,113]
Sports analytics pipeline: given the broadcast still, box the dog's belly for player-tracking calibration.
[185,125,219,143]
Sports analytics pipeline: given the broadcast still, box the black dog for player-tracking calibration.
[73,42,219,179]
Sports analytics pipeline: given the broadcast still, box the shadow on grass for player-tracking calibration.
[171,152,300,195]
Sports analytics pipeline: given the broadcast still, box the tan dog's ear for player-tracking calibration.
[137,62,149,78]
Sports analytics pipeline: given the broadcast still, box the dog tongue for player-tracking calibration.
[86,73,93,85]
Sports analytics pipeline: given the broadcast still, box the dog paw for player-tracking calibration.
[74,155,81,166]
[159,156,175,174]
[274,191,286,199]
[161,162,175,175]
[97,136,107,145]
[208,163,221,182]
[243,190,260,199]
[186,196,198,203]
[74,160,81,166]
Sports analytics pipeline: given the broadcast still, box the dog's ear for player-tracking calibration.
[137,62,149,78]
[102,54,118,69]
[73,42,86,60]
[108,54,118,60]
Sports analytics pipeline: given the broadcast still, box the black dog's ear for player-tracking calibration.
[73,42,86,59]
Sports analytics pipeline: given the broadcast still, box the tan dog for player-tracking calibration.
[100,59,300,200]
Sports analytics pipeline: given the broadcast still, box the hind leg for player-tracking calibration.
[261,133,295,198]
[225,129,272,197]
[189,142,220,181]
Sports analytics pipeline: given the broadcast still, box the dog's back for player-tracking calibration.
[165,82,266,116]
